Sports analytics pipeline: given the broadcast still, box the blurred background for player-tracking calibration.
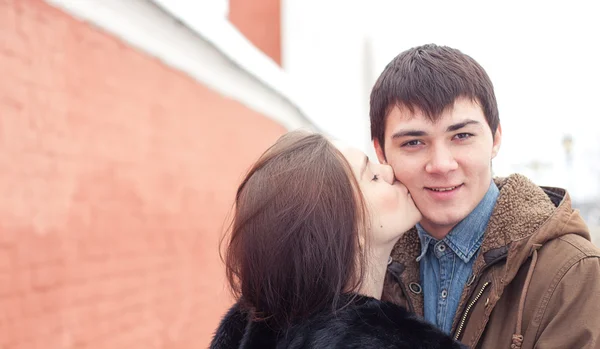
[0,0,598,348]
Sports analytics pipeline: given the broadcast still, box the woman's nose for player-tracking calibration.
[382,164,395,184]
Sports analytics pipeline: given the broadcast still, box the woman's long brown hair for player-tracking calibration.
[222,130,368,329]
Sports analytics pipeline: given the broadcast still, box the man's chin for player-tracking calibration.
[419,213,464,233]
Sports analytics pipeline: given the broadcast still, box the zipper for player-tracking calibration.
[454,281,491,341]
[451,250,508,338]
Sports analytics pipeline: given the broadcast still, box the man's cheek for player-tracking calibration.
[391,166,411,184]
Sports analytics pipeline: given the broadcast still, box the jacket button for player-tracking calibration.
[409,282,422,294]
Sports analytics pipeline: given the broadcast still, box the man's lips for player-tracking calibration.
[424,184,463,192]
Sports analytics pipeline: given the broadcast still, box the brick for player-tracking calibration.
[0,248,12,271]
[0,272,12,296]
[4,312,27,346]
[37,287,67,313]
[66,281,98,306]
[0,223,18,247]
[20,292,43,316]
[0,296,21,323]
[31,262,64,290]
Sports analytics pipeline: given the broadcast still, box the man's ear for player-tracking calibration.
[491,123,502,159]
[374,138,387,164]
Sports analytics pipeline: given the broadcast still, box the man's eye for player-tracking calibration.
[454,133,473,140]
[402,140,422,147]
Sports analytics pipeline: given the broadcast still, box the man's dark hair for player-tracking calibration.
[370,44,499,152]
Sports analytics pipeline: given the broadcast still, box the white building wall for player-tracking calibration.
[46,0,318,132]
[281,0,375,157]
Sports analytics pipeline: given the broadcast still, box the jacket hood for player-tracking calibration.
[489,174,590,284]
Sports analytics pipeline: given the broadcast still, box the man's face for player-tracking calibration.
[374,98,502,238]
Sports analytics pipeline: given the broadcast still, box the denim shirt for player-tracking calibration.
[416,181,499,333]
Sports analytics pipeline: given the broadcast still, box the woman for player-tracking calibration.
[211,130,465,349]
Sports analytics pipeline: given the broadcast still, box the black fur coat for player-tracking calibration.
[210,295,466,349]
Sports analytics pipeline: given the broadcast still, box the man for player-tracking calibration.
[371,44,600,348]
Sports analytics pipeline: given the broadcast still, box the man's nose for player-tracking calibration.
[425,144,458,174]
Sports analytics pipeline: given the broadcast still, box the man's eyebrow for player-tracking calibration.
[359,155,368,178]
[390,119,481,139]
[446,119,480,132]
[391,130,427,139]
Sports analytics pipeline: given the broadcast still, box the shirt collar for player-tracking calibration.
[416,180,499,263]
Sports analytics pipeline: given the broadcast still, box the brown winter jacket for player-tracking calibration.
[384,174,600,349]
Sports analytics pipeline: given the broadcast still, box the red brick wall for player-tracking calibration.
[229,0,281,65]
[0,1,286,348]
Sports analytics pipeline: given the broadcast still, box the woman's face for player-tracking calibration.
[337,144,422,246]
